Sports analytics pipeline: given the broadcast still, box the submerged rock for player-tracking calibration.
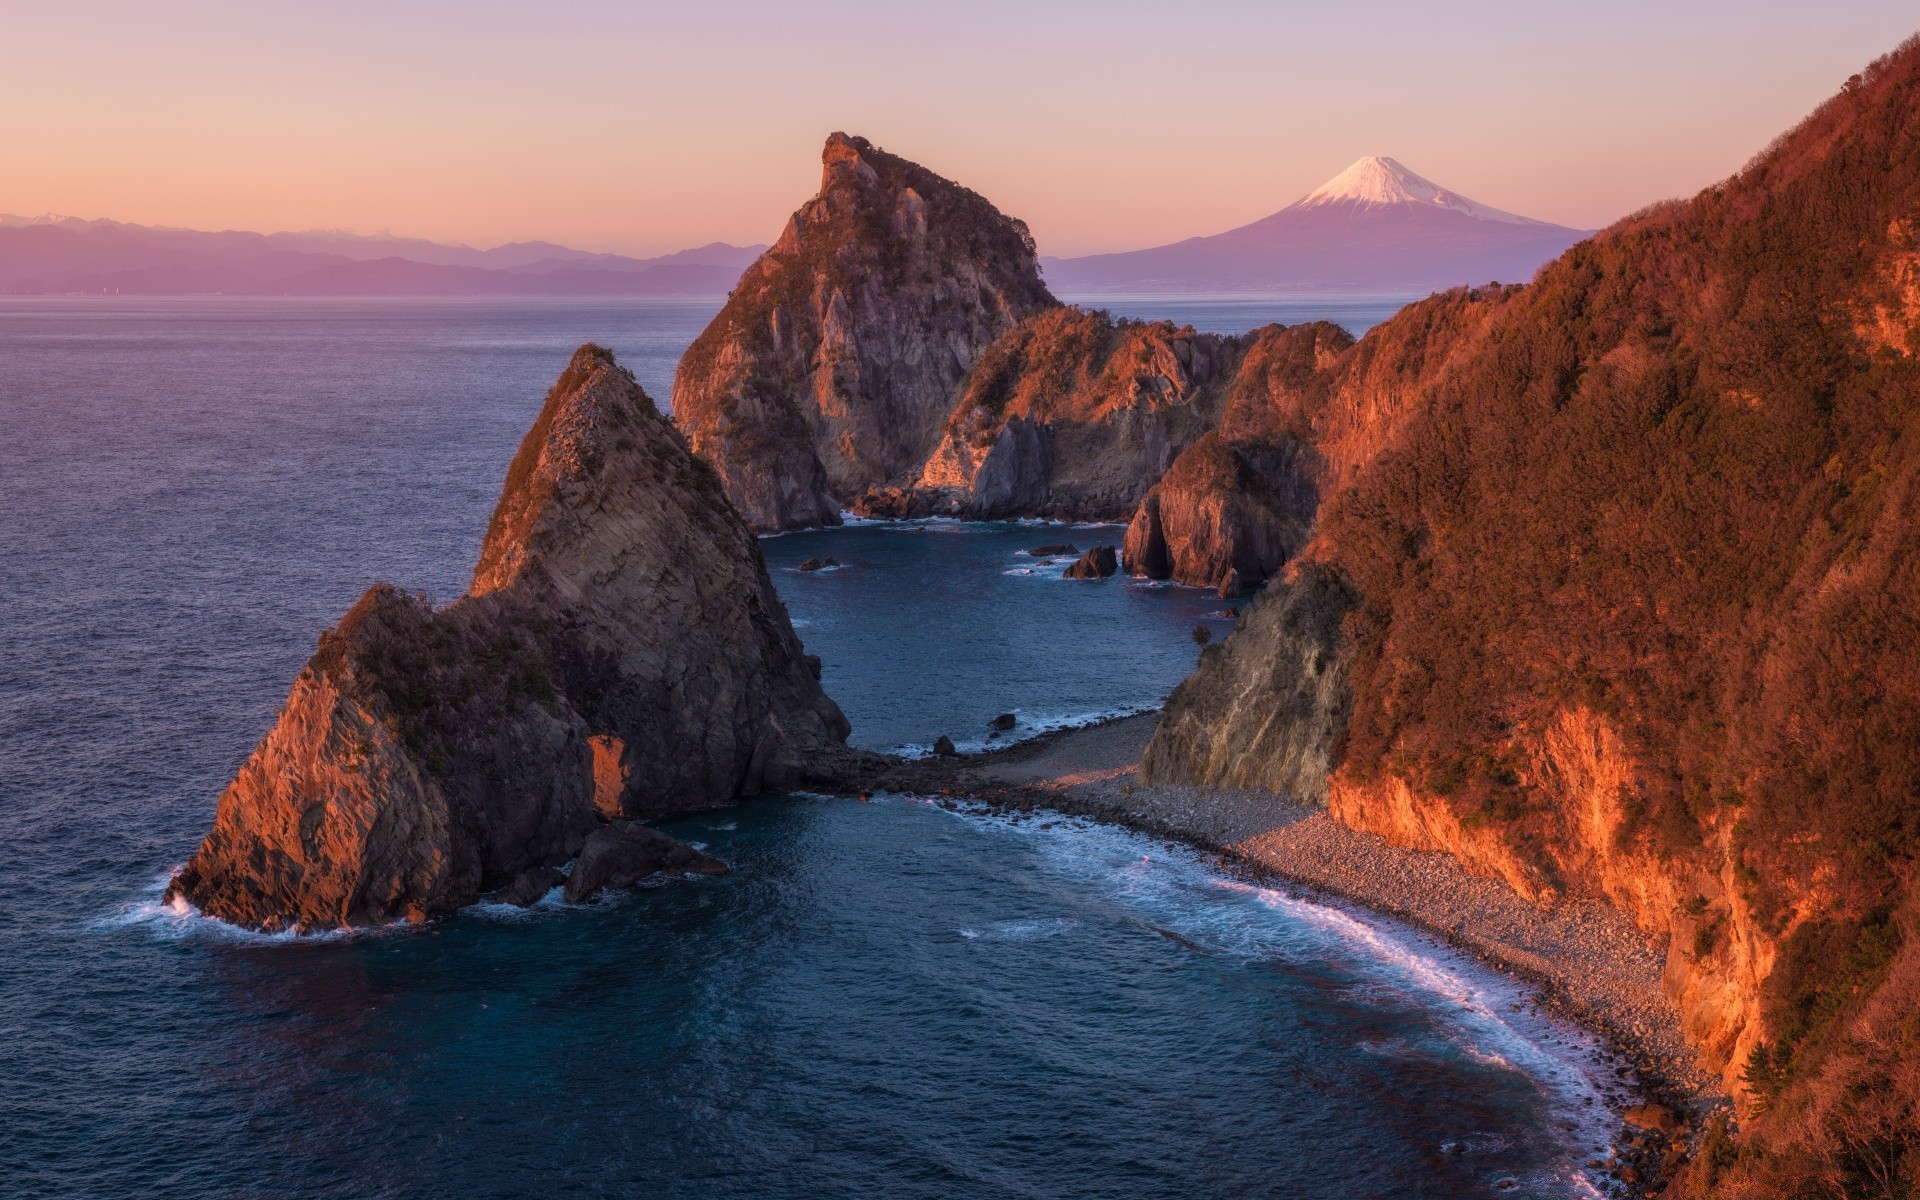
[497,866,566,907]
[1030,542,1078,556]
[989,713,1017,731]
[167,345,851,931]
[1062,545,1118,579]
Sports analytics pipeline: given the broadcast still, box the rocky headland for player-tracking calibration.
[167,345,866,930]
[670,132,1056,531]
[1141,43,1920,1197]
[671,40,1920,1194]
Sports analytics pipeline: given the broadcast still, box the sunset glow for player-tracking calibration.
[5,0,1915,256]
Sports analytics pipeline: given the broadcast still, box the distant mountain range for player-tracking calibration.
[1042,157,1590,293]
[0,214,767,296]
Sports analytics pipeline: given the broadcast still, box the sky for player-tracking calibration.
[3,1,1915,258]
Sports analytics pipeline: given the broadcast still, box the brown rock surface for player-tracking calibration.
[1061,545,1118,579]
[892,308,1245,520]
[1139,42,1920,1194]
[562,820,728,903]
[671,133,1056,530]
[167,344,852,931]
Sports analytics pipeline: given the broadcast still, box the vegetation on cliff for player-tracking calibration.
[1147,39,1920,1194]
[889,307,1248,520]
[671,132,1056,530]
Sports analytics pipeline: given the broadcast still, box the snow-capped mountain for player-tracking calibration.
[1043,157,1589,294]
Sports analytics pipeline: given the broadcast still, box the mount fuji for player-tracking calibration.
[1042,156,1590,294]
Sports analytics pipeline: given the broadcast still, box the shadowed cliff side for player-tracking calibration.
[167,345,854,931]
[671,133,1057,530]
[1122,321,1351,592]
[1144,38,1920,1195]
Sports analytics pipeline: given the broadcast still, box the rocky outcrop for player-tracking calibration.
[563,820,728,903]
[1121,430,1317,593]
[1061,545,1118,579]
[671,133,1056,530]
[1122,302,1526,591]
[167,345,852,931]
[1141,40,1920,1196]
[860,307,1246,520]
[1141,563,1354,796]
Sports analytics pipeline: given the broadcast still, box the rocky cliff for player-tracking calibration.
[167,345,852,930]
[1145,39,1920,1195]
[1121,322,1351,591]
[671,133,1057,530]
[856,307,1246,520]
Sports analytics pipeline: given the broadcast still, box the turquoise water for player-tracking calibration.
[0,296,1624,1198]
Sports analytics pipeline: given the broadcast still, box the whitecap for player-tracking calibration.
[925,808,1634,1197]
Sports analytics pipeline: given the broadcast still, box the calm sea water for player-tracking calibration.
[0,296,1621,1199]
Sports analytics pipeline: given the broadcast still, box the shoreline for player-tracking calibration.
[866,710,1723,1188]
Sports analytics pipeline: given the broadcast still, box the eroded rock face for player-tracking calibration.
[1140,564,1355,796]
[1122,430,1317,593]
[867,308,1246,521]
[672,133,1056,530]
[167,345,851,931]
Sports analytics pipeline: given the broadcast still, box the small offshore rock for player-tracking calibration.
[1063,545,1118,579]
[797,556,840,572]
[497,865,566,907]
[1031,542,1079,556]
[933,735,958,757]
[563,821,727,903]
[990,713,1017,731]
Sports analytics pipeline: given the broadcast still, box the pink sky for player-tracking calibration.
[4,1,1914,258]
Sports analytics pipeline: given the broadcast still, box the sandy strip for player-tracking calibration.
[875,712,1716,1106]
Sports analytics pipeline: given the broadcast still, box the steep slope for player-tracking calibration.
[1145,40,1920,1195]
[1123,291,1512,591]
[1045,156,1587,293]
[671,133,1057,530]
[1122,321,1351,592]
[853,307,1246,521]
[166,345,851,931]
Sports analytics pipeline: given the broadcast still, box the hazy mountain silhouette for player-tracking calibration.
[1043,157,1589,293]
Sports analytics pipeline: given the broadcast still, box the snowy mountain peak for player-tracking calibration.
[1291,156,1543,226]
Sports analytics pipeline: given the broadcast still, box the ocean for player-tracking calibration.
[0,294,1623,1198]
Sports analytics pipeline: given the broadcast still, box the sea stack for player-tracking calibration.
[167,345,853,930]
[671,132,1057,531]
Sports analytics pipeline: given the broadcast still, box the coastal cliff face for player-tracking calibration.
[1145,41,1920,1194]
[1121,322,1351,591]
[168,346,851,930]
[861,307,1246,520]
[671,133,1056,530]
[1121,294,1514,591]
